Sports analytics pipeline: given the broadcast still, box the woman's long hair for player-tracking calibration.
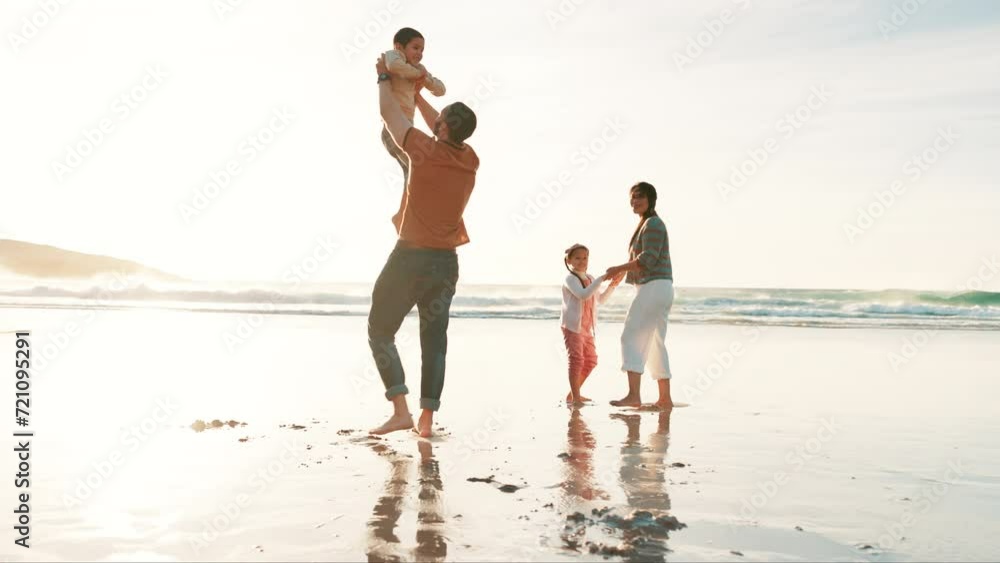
[628,182,659,250]
[564,244,590,287]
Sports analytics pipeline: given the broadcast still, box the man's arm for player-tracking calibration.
[377,57,412,147]
[414,90,440,132]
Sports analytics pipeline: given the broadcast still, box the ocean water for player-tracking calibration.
[2,278,998,331]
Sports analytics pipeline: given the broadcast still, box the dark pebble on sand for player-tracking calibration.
[654,515,686,531]
[671,462,686,468]
[557,453,570,459]
[859,544,875,551]
[544,503,554,509]
[795,526,804,532]
[467,475,496,484]
[567,512,587,523]
[499,484,520,493]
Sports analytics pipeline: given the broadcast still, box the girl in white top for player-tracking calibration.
[561,244,623,404]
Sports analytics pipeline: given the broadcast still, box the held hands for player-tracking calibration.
[375,55,388,76]
[602,266,626,286]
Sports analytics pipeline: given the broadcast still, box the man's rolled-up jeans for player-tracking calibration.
[368,242,459,412]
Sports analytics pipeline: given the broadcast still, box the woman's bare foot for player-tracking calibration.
[416,411,434,438]
[565,393,593,403]
[610,395,642,407]
[370,413,415,435]
[652,399,674,410]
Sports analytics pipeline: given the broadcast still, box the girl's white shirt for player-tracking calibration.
[560,272,617,334]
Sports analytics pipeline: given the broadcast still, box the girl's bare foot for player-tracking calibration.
[417,411,434,438]
[610,395,642,407]
[370,413,415,435]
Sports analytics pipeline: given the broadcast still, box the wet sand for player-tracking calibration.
[4,308,1000,561]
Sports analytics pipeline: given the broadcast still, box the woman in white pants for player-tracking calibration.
[604,182,675,409]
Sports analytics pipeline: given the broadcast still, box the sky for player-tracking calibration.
[2,0,999,290]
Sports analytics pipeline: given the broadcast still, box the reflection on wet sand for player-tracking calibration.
[560,407,610,503]
[558,409,683,560]
[614,411,674,562]
[365,440,447,563]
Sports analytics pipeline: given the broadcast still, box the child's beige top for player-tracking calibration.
[383,48,446,121]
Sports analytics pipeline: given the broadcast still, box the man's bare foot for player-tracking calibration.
[416,411,434,438]
[610,395,642,407]
[565,393,593,403]
[369,413,414,435]
[652,400,674,410]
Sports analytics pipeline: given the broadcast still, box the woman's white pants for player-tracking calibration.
[620,279,674,380]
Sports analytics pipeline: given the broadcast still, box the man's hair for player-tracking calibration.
[393,27,424,47]
[443,102,477,144]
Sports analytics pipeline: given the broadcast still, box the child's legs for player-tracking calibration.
[382,126,410,228]
[580,334,599,383]
[381,126,410,183]
[562,328,585,393]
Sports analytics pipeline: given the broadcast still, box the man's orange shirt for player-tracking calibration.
[393,127,479,249]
